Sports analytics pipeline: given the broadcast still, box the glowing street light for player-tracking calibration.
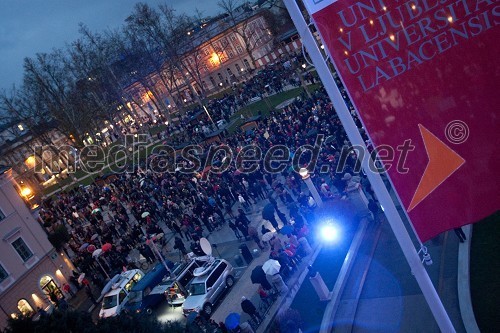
[298,168,323,207]
[320,224,340,242]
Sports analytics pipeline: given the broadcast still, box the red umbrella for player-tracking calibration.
[102,243,112,252]
[87,244,96,253]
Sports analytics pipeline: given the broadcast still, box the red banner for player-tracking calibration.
[305,0,500,241]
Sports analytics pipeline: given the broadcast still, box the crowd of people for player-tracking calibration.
[38,55,371,313]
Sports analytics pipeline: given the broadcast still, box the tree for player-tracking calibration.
[3,310,196,333]
[47,224,70,251]
[115,27,176,123]
[22,51,97,146]
[3,310,93,333]
[217,0,274,68]
[0,83,78,182]
[125,3,204,108]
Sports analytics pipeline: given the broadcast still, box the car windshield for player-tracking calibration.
[102,295,118,309]
[189,283,206,296]
[128,291,142,304]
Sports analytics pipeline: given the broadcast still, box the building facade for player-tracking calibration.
[0,166,75,329]
[124,7,302,113]
[0,122,77,196]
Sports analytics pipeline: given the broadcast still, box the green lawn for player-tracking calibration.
[149,124,167,136]
[470,211,500,332]
[226,84,321,133]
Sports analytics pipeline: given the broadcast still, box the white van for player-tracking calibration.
[99,269,144,318]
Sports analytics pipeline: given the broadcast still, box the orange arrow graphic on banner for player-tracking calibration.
[408,124,465,212]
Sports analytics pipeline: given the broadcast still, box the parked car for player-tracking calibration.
[182,259,235,316]
[124,263,169,314]
[152,258,209,306]
[99,269,144,318]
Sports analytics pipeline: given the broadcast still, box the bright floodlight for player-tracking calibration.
[321,224,339,242]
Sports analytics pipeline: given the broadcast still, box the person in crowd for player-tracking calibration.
[248,225,265,250]
[229,220,243,240]
[241,296,263,324]
[174,236,188,255]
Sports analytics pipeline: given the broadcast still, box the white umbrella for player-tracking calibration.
[141,212,150,218]
[78,273,86,284]
[262,259,281,275]
[90,233,99,241]
[262,232,276,242]
[92,249,103,258]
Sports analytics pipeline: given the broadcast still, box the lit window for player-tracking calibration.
[12,238,33,262]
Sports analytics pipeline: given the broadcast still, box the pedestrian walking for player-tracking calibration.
[85,285,97,305]
[225,203,235,218]
[174,236,188,255]
[276,210,289,225]
[229,221,243,240]
[368,199,380,222]
[237,221,249,240]
[248,225,264,249]
[238,193,251,210]
[258,286,272,307]
[241,296,263,324]
[62,283,75,297]
[49,291,59,306]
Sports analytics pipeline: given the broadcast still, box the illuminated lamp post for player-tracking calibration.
[146,236,170,273]
[298,168,323,207]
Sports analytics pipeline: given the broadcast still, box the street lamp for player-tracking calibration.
[146,236,170,273]
[96,259,110,279]
[203,105,218,129]
[298,168,323,207]
[320,224,339,242]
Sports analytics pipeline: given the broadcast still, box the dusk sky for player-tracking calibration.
[0,0,221,92]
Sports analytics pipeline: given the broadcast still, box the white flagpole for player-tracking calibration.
[283,1,456,332]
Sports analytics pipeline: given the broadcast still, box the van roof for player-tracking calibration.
[104,269,143,296]
[131,263,168,291]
